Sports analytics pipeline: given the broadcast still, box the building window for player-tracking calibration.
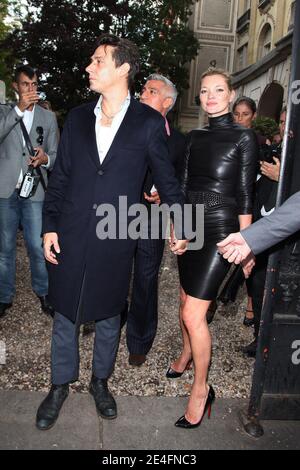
[237,44,248,71]
[257,23,272,60]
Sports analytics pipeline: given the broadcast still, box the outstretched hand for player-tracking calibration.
[217,232,252,264]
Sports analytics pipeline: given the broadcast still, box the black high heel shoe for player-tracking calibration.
[174,385,215,429]
[243,309,255,327]
[166,359,193,379]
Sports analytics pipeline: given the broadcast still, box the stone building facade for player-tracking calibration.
[232,0,294,121]
[178,0,239,131]
[178,0,295,131]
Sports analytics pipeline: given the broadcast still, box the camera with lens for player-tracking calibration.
[18,165,40,199]
[261,142,282,164]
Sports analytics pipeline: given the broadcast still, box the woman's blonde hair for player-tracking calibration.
[200,67,233,91]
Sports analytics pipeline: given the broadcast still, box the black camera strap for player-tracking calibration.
[19,119,47,191]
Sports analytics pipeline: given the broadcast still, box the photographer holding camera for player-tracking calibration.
[0,64,59,319]
[256,108,286,217]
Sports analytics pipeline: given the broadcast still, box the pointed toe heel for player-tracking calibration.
[174,385,215,429]
[166,359,192,379]
[166,367,184,379]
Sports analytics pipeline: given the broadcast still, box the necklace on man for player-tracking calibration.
[101,106,121,124]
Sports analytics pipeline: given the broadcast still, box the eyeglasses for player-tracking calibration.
[36,126,44,145]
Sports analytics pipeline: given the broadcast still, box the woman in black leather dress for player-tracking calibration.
[168,69,258,428]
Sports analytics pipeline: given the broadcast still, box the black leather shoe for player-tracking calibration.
[242,339,257,357]
[0,302,12,319]
[243,309,255,327]
[38,295,54,317]
[128,353,146,367]
[89,376,117,419]
[36,384,69,430]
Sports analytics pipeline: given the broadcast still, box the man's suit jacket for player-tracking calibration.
[242,191,300,255]
[143,127,186,201]
[0,104,59,200]
[42,97,184,323]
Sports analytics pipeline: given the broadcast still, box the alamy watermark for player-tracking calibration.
[292,81,300,105]
[94,196,204,250]
[291,340,300,365]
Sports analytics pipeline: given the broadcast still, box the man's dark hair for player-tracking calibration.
[14,64,37,82]
[94,34,140,88]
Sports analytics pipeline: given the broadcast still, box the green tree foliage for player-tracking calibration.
[2,0,198,118]
[123,0,198,92]
[252,116,280,141]
[0,0,13,95]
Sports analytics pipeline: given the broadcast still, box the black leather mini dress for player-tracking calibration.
[178,112,258,300]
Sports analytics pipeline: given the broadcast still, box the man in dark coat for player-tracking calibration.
[36,34,187,430]
[125,74,186,367]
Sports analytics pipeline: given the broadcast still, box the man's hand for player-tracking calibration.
[260,157,280,182]
[43,232,60,265]
[143,191,161,205]
[17,91,39,112]
[217,232,252,264]
[29,147,48,167]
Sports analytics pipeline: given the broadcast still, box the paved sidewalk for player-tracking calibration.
[0,390,299,450]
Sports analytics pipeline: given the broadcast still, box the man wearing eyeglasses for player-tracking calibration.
[0,64,59,318]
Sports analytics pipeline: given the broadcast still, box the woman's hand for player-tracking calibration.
[170,239,189,255]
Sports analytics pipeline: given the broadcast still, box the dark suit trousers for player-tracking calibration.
[51,311,120,384]
[126,235,165,355]
[50,270,121,384]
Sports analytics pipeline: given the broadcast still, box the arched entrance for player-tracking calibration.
[258,82,284,121]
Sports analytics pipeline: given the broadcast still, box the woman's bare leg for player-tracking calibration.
[170,287,192,372]
[181,295,212,424]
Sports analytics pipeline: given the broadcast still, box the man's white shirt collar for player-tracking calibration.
[94,92,131,164]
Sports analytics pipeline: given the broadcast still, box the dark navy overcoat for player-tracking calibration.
[42,97,184,323]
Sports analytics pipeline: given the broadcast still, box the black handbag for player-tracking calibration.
[18,119,46,199]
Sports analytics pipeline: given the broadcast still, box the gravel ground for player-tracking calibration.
[0,233,255,397]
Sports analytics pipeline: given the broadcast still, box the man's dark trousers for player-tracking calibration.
[125,127,185,355]
[51,312,121,384]
[126,230,165,355]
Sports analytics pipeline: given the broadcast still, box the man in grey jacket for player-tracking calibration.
[0,64,59,318]
[217,190,300,262]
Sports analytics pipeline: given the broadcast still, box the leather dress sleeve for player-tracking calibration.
[236,129,258,214]
[180,131,193,200]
